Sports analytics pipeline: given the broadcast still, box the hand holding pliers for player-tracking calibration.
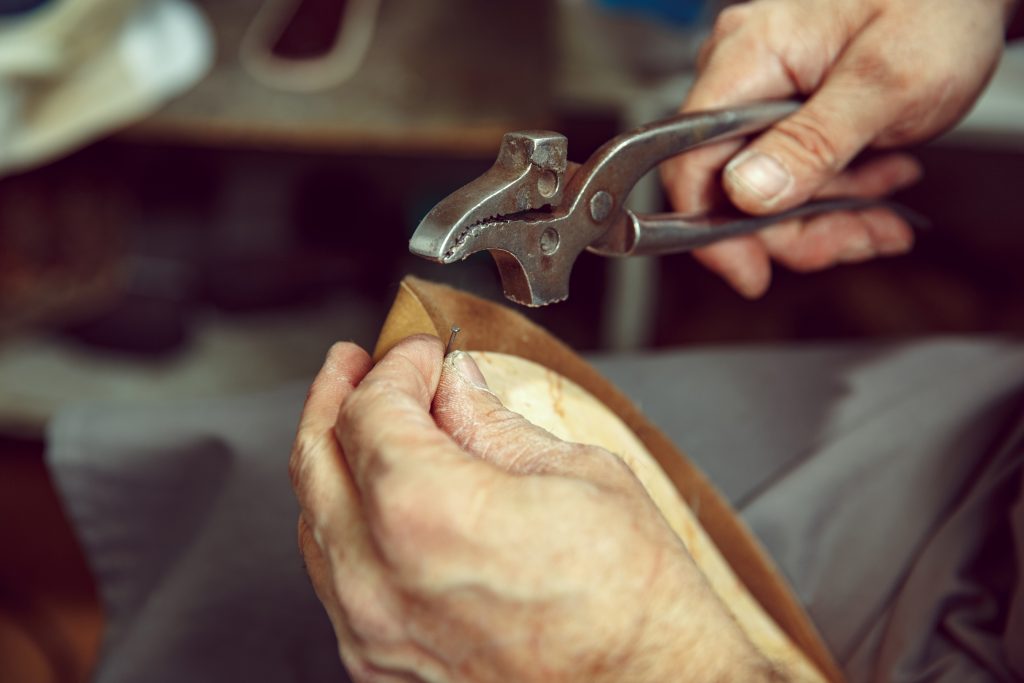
[410,101,925,306]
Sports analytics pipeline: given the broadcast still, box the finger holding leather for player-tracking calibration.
[290,342,372,515]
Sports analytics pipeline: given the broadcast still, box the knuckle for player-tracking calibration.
[325,340,360,363]
[696,40,715,72]
[585,446,639,488]
[786,255,830,273]
[769,246,811,272]
[701,5,757,71]
[296,516,316,555]
[898,68,963,135]
[337,380,381,430]
[336,382,390,451]
[338,588,401,647]
[346,661,390,683]
[711,4,751,39]
[463,408,539,466]
[842,52,965,144]
[847,51,914,94]
[335,397,359,438]
[474,405,527,442]
[773,112,842,175]
[288,433,318,494]
[774,235,833,273]
[386,348,435,406]
[590,444,631,474]
[542,440,634,488]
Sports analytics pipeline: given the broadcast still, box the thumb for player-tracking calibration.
[432,351,624,482]
[723,75,891,214]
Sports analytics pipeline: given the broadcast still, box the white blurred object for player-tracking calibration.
[0,0,213,177]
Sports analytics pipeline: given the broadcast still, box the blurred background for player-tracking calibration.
[0,0,1022,680]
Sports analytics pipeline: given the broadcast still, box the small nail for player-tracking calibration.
[727,152,791,202]
[451,351,489,390]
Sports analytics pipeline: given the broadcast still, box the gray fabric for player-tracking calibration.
[47,387,348,683]
[591,339,1024,681]
[48,337,1024,682]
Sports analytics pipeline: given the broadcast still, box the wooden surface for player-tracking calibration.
[124,0,556,155]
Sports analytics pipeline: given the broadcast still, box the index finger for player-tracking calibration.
[336,334,466,493]
[298,342,374,436]
[290,342,373,518]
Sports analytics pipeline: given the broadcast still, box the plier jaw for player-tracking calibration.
[409,130,569,265]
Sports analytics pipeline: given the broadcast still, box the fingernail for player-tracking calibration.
[878,239,912,256]
[727,152,791,201]
[451,351,489,390]
[877,232,913,256]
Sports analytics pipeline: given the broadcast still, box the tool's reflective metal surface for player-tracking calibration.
[410,101,927,307]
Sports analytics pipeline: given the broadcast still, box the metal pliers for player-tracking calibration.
[409,101,925,307]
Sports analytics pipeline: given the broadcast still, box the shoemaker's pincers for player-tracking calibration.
[409,101,926,307]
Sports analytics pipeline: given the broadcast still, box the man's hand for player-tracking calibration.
[663,0,1013,297]
[289,336,775,682]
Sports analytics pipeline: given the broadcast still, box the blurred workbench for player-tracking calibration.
[0,0,566,438]
[123,0,555,155]
[1,5,1023,437]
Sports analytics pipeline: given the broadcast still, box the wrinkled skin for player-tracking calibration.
[663,0,1014,297]
[290,336,777,682]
